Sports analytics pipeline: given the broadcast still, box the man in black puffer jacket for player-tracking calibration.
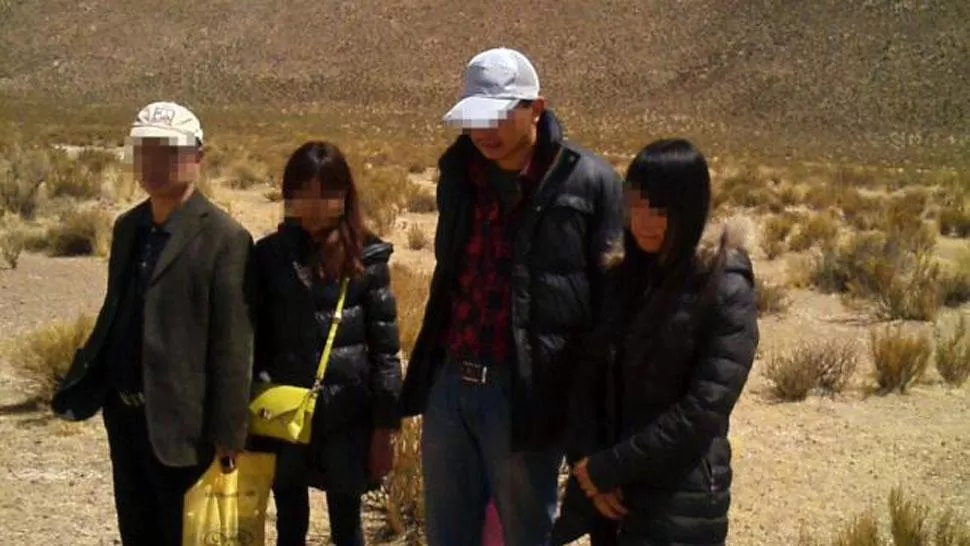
[399,47,624,545]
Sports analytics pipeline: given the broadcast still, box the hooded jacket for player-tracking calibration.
[399,109,625,450]
[554,217,760,545]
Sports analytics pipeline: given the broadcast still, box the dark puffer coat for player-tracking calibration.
[399,109,624,450]
[556,219,759,545]
[250,224,402,495]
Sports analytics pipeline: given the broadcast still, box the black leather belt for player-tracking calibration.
[455,359,490,385]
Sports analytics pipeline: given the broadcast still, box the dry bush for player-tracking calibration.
[3,314,96,404]
[760,213,797,260]
[789,211,840,252]
[802,486,970,546]
[715,167,778,210]
[890,486,933,545]
[225,158,270,190]
[0,212,26,269]
[405,185,437,214]
[934,314,970,387]
[406,224,429,251]
[755,277,789,316]
[263,187,283,202]
[841,191,884,232]
[358,165,411,236]
[45,148,103,200]
[938,260,970,308]
[937,199,970,238]
[0,145,49,218]
[869,325,932,394]
[764,339,859,401]
[74,148,119,175]
[42,207,113,257]
[811,226,942,321]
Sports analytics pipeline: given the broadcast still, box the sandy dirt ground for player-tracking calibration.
[0,177,967,545]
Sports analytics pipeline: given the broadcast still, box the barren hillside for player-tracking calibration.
[1,0,968,163]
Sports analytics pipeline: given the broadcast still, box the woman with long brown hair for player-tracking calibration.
[250,141,403,545]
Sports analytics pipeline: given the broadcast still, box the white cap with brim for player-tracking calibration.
[128,101,204,147]
[442,47,540,129]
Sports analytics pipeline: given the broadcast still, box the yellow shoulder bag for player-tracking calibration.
[247,276,349,445]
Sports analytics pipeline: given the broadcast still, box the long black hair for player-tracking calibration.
[612,139,718,333]
[624,138,712,268]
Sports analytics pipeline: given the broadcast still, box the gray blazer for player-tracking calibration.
[51,190,256,467]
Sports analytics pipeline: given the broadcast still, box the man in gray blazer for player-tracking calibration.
[51,101,256,546]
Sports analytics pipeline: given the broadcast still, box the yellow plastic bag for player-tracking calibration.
[182,451,276,546]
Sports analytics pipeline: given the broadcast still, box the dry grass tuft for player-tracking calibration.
[404,186,437,214]
[764,339,859,401]
[357,165,412,236]
[225,158,270,190]
[803,486,970,546]
[789,211,840,252]
[0,145,49,219]
[715,167,778,211]
[406,224,429,251]
[40,207,113,257]
[755,277,789,316]
[869,325,933,394]
[937,198,970,238]
[933,314,970,387]
[760,213,798,260]
[0,212,26,269]
[2,314,96,404]
[811,221,943,322]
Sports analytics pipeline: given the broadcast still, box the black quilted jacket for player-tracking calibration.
[555,222,760,545]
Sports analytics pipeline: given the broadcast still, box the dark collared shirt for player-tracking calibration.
[103,212,171,395]
[443,153,546,367]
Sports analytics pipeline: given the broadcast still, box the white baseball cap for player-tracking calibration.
[128,101,204,146]
[442,47,541,129]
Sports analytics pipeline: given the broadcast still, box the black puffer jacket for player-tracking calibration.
[556,220,759,545]
[399,109,624,450]
[251,225,402,494]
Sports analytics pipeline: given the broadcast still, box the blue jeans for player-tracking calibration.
[421,360,562,546]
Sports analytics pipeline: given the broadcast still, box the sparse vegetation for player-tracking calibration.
[405,186,436,214]
[802,487,970,546]
[0,212,25,269]
[764,339,859,401]
[225,158,270,190]
[811,215,943,321]
[755,277,789,316]
[760,213,797,260]
[870,325,933,394]
[379,264,431,537]
[3,314,95,404]
[406,223,429,251]
[41,207,113,257]
[934,314,970,387]
[789,211,839,252]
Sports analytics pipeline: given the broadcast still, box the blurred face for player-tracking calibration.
[284,178,346,235]
[131,137,202,198]
[626,189,668,253]
[466,99,545,165]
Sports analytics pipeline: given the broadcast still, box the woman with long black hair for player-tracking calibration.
[553,138,760,545]
[250,141,403,545]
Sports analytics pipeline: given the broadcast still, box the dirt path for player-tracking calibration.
[0,186,968,545]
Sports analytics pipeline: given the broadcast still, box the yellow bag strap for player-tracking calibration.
[308,276,350,395]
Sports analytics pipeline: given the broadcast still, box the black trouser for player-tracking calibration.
[273,484,364,546]
[102,392,211,546]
